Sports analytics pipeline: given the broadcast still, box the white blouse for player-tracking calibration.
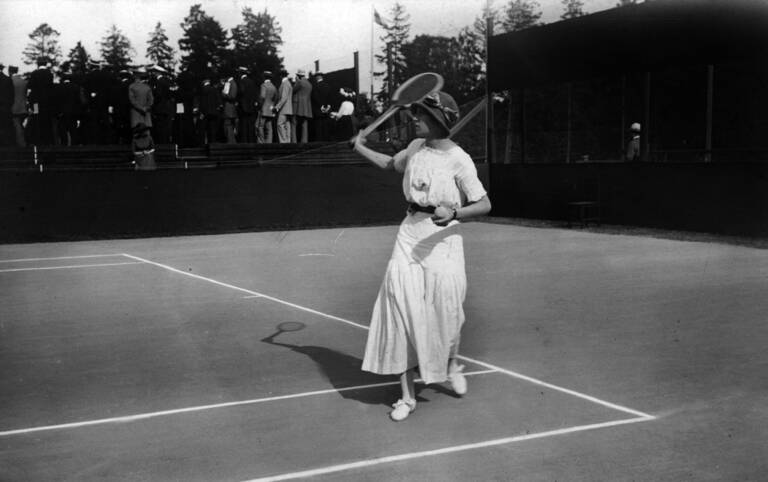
[393,138,487,208]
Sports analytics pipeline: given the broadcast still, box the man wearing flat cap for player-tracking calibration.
[292,69,312,144]
[626,122,641,162]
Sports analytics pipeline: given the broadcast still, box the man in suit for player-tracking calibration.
[275,70,293,143]
[109,70,132,144]
[55,73,85,146]
[129,68,153,132]
[0,63,14,146]
[292,69,313,144]
[197,76,222,145]
[237,67,258,143]
[150,65,174,144]
[221,72,238,144]
[83,60,113,144]
[9,65,28,147]
[28,57,55,145]
[257,71,277,143]
[311,72,332,142]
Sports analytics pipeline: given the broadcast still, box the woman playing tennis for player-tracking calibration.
[353,89,491,421]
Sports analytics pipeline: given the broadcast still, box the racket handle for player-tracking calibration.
[357,105,402,141]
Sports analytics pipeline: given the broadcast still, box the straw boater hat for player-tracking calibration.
[411,91,460,135]
[296,69,306,77]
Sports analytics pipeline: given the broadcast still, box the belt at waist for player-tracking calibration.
[408,203,436,214]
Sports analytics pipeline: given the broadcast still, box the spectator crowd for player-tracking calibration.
[0,58,368,149]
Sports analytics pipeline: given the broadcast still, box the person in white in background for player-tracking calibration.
[330,87,355,141]
[274,69,293,143]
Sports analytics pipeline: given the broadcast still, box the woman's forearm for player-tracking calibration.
[456,196,491,220]
[353,135,394,170]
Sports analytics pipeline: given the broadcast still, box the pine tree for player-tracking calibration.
[67,41,91,75]
[230,7,284,75]
[501,0,543,32]
[147,22,177,72]
[561,0,585,19]
[100,25,134,70]
[23,23,63,66]
[375,2,411,102]
[178,4,229,79]
[454,26,486,103]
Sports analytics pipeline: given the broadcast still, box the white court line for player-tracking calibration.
[242,295,264,299]
[121,253,368,332]
[0,254,123,263]
[244,416,651,482]
[0,262,144,273]
[0,369,497,437]
[121,252,655,420]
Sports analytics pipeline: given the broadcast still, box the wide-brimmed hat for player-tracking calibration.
[411,91,460,135]
[296,69,306,77]
[630,122,641,132]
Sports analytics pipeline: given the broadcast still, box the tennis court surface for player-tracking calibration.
[1,221,767,481]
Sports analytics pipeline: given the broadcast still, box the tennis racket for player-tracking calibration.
[356,72,444,141]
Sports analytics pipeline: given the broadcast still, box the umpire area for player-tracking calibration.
[1,222,766,481]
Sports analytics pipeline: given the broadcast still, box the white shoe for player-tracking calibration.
[448,364,467,396]
[389,398,416,421]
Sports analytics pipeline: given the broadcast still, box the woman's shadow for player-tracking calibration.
[261,330,452,407]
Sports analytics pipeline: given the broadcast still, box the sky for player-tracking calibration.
[0,0,618,94]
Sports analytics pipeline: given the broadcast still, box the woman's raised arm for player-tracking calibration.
[352,132,396,170]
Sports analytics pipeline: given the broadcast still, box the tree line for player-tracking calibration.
[21,0,647,103]
[21,4,284,82]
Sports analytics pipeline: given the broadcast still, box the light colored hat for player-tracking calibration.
[296,69,306,77]
[630,122,641,132]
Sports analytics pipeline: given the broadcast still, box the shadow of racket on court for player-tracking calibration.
[261,322,402,407]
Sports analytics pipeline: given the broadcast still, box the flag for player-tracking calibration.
[374,9,389,29]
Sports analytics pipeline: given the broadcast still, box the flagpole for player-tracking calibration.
[370,3,375,102]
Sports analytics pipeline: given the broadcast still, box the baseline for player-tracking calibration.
[244,416,650,482]
[0,262,143,273]
[0,254,124,263]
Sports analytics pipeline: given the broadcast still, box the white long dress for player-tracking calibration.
[361,138,488,384]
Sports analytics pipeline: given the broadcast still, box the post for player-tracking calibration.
[704,64,714,162]
[566,82,572,163]
[486,16,495,164]
[642,71,651,162]
[353,51,360,94]
[520,88,527,163]
[620,75,626,159]
[314,60,319,73]
[504,93,513,164]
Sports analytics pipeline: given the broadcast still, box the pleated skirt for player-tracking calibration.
[361,212,467,384]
